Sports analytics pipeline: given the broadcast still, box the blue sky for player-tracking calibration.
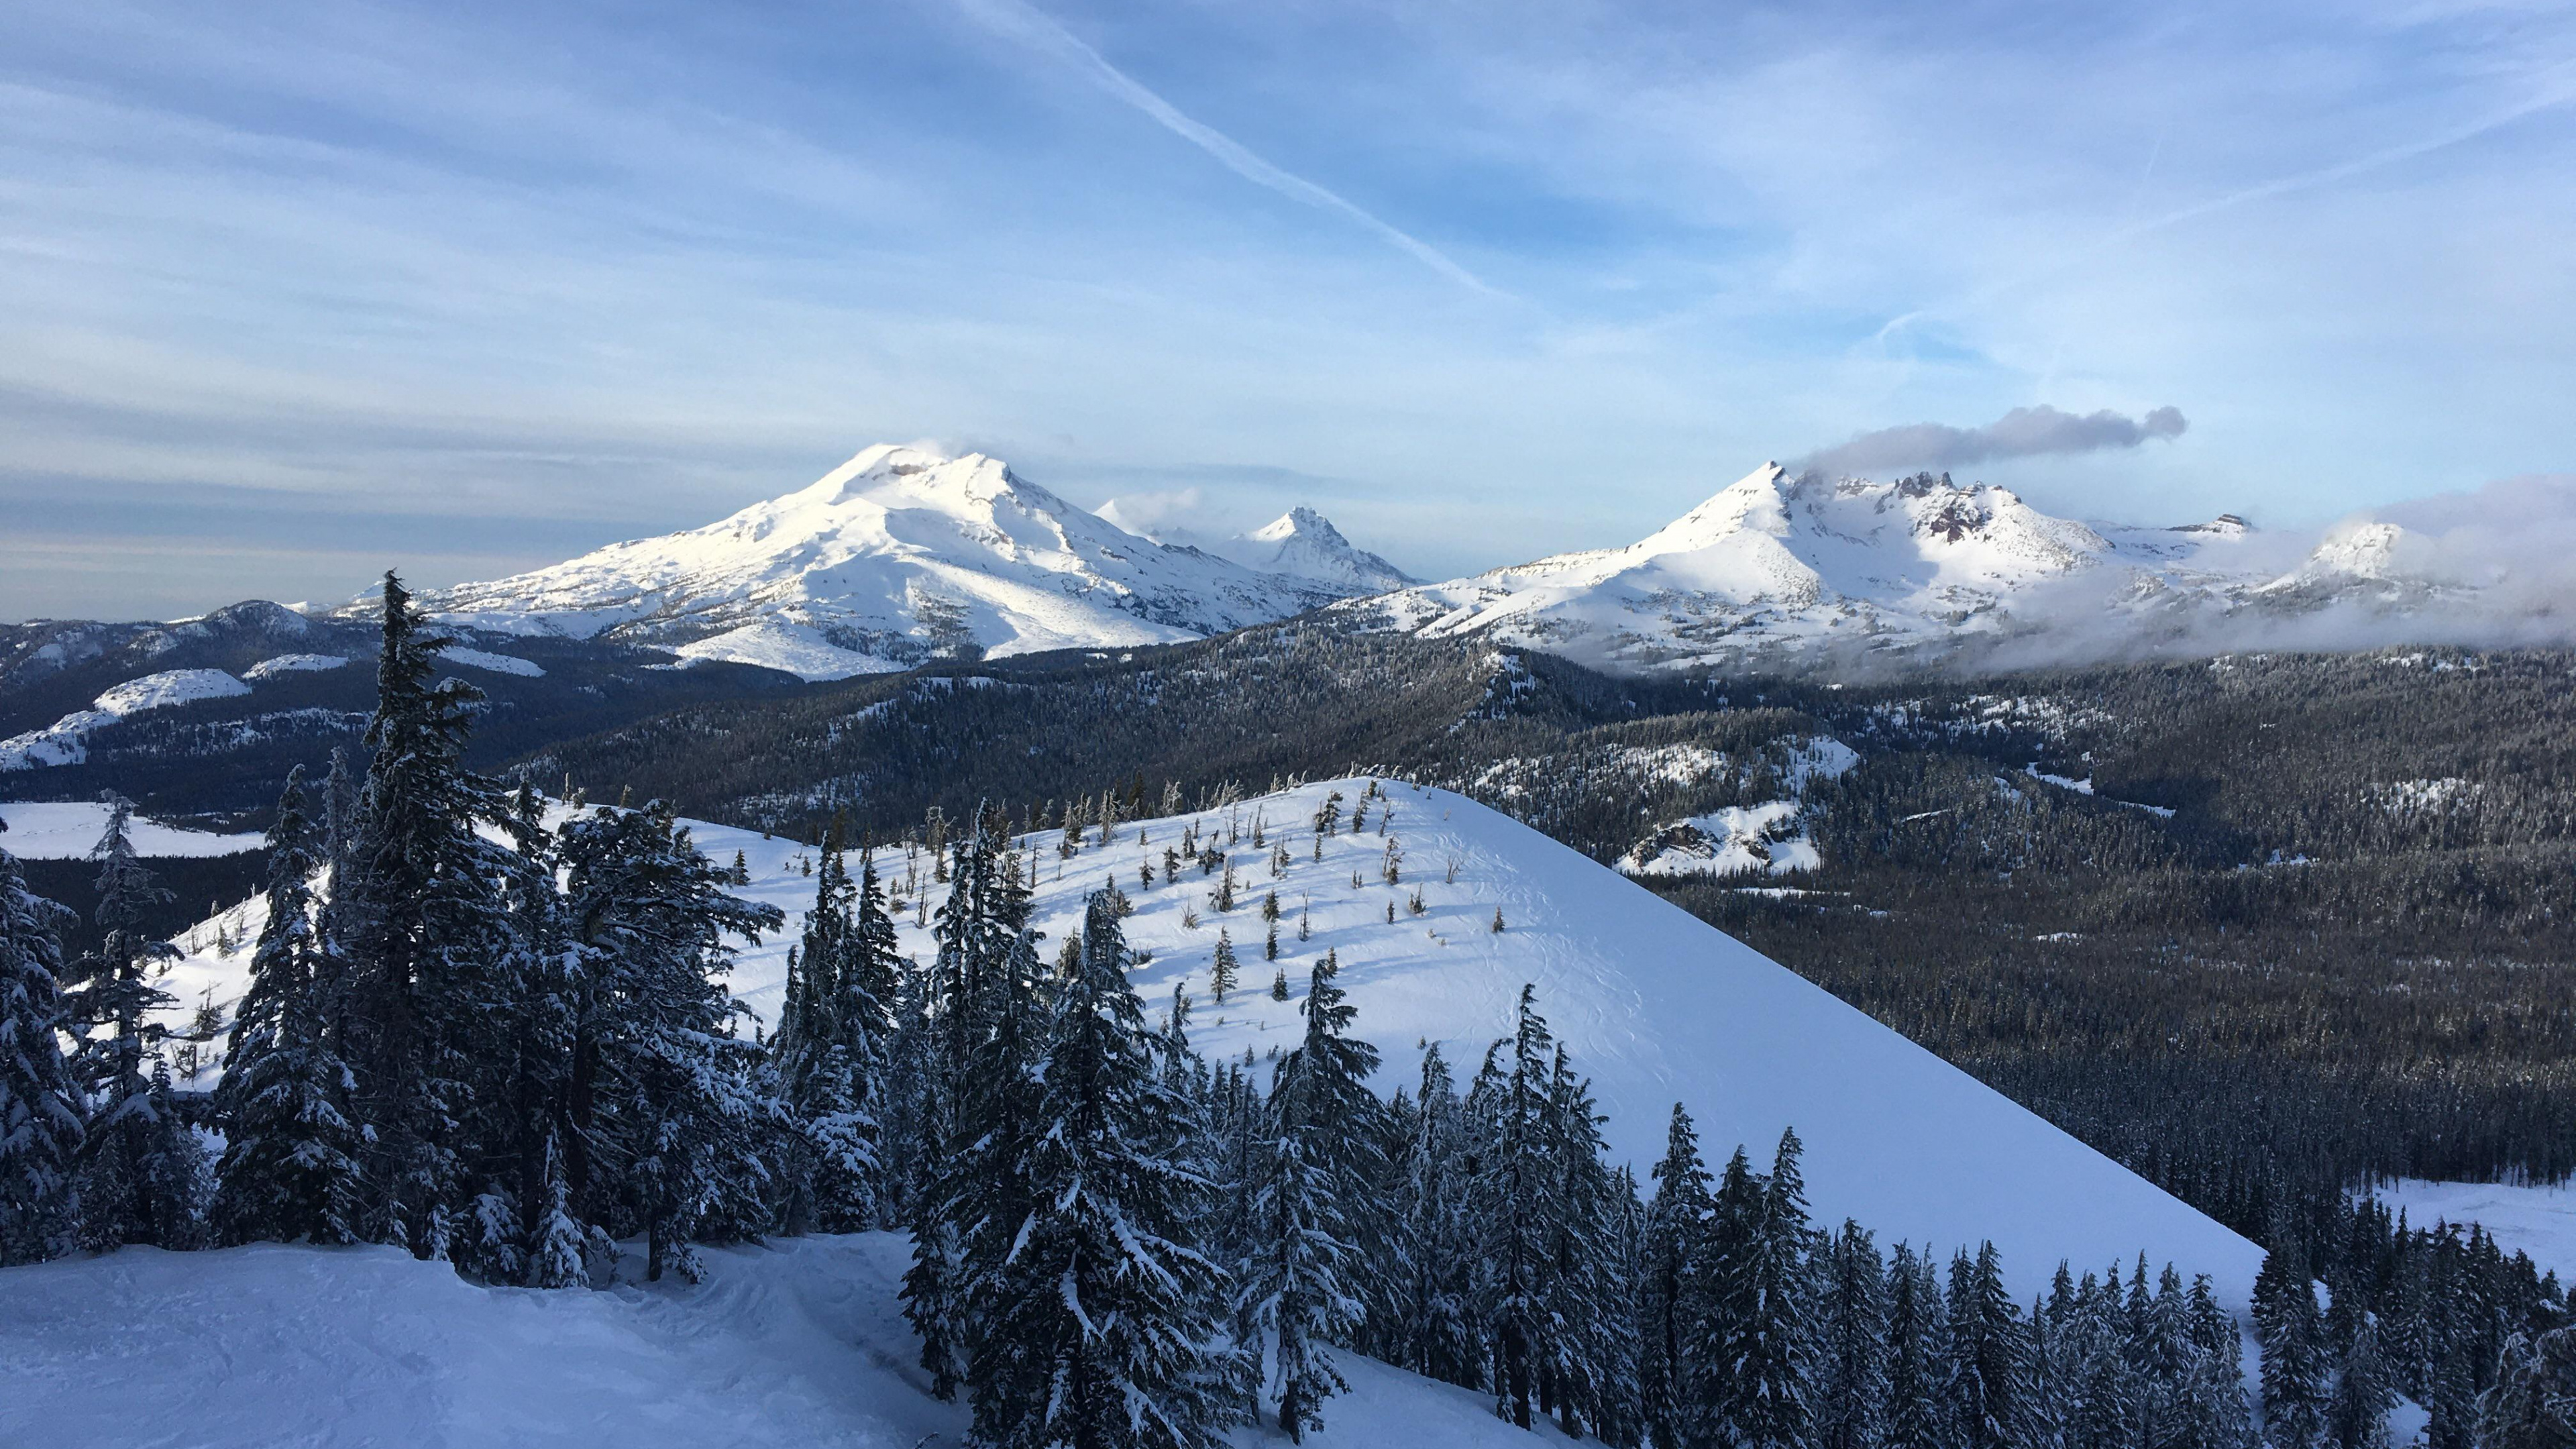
[5,0,2572,619]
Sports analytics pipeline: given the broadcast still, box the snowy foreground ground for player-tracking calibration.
[0,1233,1566,1449]
[148,777,2260,1305]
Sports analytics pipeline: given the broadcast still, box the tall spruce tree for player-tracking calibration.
[1472,985,1560,1430]
[775,828,898,1233]
[0,829,83,1265]
[337,573,515,1258]
[1237,950,1380,1440]
[1643,1103,1715,1449]
[2255,1236,2328,1449]
[906,816,1044,1401]
[1945,1242,2034,1449]
[975,890,1243,1449]
[1734,1126,1817,1449]
[1397,1042,1481,1391]
[1815,1220,1891,1449]
[1885,1241,1949,1449]
[67,792,203,1250]
[211,769,363,1246]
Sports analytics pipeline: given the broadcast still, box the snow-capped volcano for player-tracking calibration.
[1224,506,1417,592]
[1340,463,2472,673]
[398,446,1358,680]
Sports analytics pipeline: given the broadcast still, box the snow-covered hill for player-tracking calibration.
[0,1234,1558,1449]
[397,445,1387,680]
[1336,464,2506,674]
[153,778,2262,1304]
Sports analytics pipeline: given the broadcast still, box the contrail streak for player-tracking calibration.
[950,0,1501,297]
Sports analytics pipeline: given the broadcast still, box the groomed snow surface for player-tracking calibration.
[150,779,2260,1308]
[0,1236,1566,1449]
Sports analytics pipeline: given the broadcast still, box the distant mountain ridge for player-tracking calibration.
[391,445,1404,680]
[1338,462,2520,674]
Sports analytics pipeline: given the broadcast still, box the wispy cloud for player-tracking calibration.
[1801,405,2188,477]
[947,0,1501,297]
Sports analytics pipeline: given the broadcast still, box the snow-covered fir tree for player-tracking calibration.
[337,573,516,1258]
[211,768,363,1247]
[0,827,83,1265]
[773,828,898,1233]
[2255,1233,2329,1449]
[1945,1242,2035,1449]
[975,890,1244,1449]
[1884,1240,1949,1449]
[555,800,784,1281]
[1815,1220,1891,1449]
[1237,949,1381,1440]
[66,791,203,1251]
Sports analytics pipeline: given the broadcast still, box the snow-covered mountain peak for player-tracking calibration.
[1229,504,1417,592]
[403,446,1336,680]
[1340,462,2292,673]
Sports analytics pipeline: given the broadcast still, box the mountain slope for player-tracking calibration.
[405,445,1351,680]
[1338,463,2503,674]
[154,777,2263,1302]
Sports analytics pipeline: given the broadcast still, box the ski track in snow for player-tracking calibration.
[150,779,2261,1307]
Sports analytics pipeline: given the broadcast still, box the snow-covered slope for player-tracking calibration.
[0,1234,1559,1449]
[401,445,1352,680]
[154,779,2261,1303]
[1337,464,2495,674]
[0,667,253,771]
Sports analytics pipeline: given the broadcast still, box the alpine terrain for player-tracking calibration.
[396,444,1405,679]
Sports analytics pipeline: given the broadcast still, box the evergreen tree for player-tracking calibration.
[337,574,517,1258]
[212,769,364,1246]
[557,801,784,1281]
[0,829,83,1265]
[1885,1242,1949,1449]
[907,817,1044,1401]
[2477,1326,2576,1449]
[975,890,1243,1449]
[1238,950,1380,1440]
[1397,1042,1482,1391]
[1945,1242,2033,1449]
[775,828,898,1233]
[1642,1103,1715,1449]
[1210,929,1238,1004]
[1735,1127,1817,1449]
[1816,1220,1891,1449]
[2327,1313,2394,1449]
[1472,985,1560,1430]
[66,792,203,1250]
[2255,1236,2328,1449]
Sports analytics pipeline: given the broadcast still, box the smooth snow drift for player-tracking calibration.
[154,780,2261,1303]
[0,1234,1562,1449]
[400,445,1395,676]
